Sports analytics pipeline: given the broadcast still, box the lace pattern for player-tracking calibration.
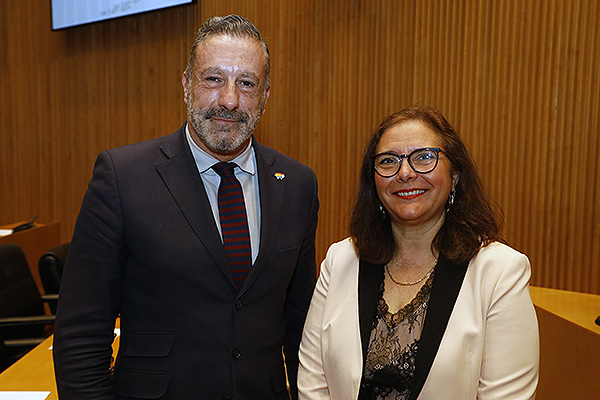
[358,272,434,400]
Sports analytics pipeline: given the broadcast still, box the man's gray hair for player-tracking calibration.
[185,15,270,87]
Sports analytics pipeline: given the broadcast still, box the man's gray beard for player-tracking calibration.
[187,102,263,154]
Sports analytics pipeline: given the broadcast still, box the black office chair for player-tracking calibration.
[0,244,56,371]
[38,242,70,313]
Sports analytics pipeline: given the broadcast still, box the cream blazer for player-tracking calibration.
[298,239,539,400]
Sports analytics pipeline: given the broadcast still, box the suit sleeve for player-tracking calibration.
[53,151,125,400]
[283,170,319,400]
[478,250,539,399]
[297,245,333,400]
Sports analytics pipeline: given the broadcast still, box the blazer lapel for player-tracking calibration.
[409,255,469,400]
[155,126,232,285]
[358,260,385,364]
[240,140,284,292]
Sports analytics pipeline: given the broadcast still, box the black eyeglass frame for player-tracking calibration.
[373,147,443,177]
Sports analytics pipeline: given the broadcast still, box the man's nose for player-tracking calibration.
[218,81,240,111]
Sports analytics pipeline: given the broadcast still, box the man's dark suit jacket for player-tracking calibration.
[53,124,319,400]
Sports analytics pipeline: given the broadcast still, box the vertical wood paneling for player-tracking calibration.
[1,0,599,294]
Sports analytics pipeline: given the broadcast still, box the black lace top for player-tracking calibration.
[358,272,434,400]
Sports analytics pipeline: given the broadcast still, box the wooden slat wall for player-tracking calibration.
[1,0,598,294]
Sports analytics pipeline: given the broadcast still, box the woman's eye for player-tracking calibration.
[415,152,434,161]
[379,157,398,165]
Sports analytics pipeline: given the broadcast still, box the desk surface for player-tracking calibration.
[0,324,120,399]
[530,285,600,334]
[530,286,600,398]
[0,336,56,397]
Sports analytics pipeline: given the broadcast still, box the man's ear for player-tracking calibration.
[182,72,189,105]
[261,85,271,116]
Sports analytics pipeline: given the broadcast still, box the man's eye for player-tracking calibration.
[238,80,256,88]
[199,76,223,86]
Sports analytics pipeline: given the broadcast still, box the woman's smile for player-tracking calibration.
[393,189,427,200]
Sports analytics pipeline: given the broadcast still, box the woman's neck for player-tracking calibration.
[390,214,444,266]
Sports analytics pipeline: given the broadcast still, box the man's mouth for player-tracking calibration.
[203,109,248,124]
[211,116,239,123]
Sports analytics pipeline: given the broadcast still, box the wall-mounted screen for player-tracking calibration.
[51,0,194,30]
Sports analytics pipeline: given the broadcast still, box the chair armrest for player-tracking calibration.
[41,294,59,302]
[2,337,46,348]
[0,315,55,327]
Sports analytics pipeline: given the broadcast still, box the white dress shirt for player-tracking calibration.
[186,125,261,263]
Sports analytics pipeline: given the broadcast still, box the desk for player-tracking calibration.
[0,336,56,397]
[530,286,600,399]
[0,324,120,399]
[0,222,61,296]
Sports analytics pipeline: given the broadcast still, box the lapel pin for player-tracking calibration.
[274,172,285,180]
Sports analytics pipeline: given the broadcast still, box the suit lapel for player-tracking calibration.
[358,260,385,364]
[240,140,284,293]
[409,255,469,400]
[155,126,233,286]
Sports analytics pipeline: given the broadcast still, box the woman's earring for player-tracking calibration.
[446,190,456,212]
[379,204,386,219]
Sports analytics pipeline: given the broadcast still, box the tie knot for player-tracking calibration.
[212,162,236,178]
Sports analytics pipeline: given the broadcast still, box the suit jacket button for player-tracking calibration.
[235,300,243,309]
[231,349,241,359]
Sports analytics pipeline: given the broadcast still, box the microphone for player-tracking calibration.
[12,215,38,233]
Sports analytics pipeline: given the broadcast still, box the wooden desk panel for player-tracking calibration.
[0,222,61,296]
[531,286,600,334]
[530,286,600,399]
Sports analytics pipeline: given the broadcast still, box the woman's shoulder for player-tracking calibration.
[321,238,360,274]
[468,241,531,282]
[324,237,358,262]
[474,241,529,264]
[326,237,355,253]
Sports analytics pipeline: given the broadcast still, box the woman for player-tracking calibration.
[298,105,539,399]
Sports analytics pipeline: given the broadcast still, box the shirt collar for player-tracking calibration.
[185,124,256,176]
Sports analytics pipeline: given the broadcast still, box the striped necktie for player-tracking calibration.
[212,162,252,289]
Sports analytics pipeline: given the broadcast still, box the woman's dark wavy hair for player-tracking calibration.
[349,105,504,265]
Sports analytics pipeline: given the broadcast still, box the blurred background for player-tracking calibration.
[1,0,598,294]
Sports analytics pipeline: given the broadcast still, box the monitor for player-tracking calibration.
[51,0,194,30]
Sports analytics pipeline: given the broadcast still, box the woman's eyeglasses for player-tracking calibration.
[374,147,443,177]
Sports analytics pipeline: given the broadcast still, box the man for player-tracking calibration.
[53,15,319,400]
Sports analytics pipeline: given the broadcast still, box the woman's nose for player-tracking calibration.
[396,159,417,181]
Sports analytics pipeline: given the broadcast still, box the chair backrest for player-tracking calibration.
[38,242,70,295]
[0,244,45,339]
